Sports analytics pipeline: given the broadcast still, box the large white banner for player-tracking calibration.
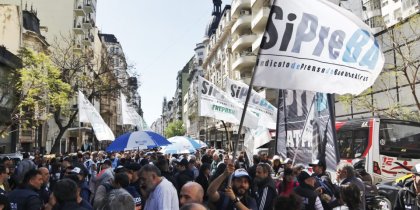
[198,76,259,129]
[121,93,149,131]
[225,78,277,129]
[254,0,384,95]
[78,90,115,141]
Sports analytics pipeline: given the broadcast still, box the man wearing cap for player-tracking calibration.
[207,161,257,210]
[175,159,194,193]
[309,160,337,210]
[293,170,324,210]
[395,163,420,210]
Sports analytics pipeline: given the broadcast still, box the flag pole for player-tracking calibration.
[229,63,258,186]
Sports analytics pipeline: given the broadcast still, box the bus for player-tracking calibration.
[336,118,420,184]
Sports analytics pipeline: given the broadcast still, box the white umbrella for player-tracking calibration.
[160,136,199,154]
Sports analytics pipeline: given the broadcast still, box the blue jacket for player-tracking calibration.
[8,186,43,210]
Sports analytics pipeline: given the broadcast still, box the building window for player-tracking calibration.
[383,14,390,24]
[394,8,402,21]
[382,0,388,6]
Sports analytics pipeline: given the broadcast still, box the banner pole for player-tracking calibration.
[229,63,258,187]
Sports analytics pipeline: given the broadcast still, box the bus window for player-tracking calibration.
[337,122,369,159]
[379,120,420,158]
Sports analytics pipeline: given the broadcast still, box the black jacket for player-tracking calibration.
[175,169,194,192]
[395,180,420,210]
[294,183,318,210]
[52,201,89,210]
[253,177,277,210]
[8,185,43,210]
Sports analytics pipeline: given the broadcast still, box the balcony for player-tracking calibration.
[84,0,95,14]
[251,7,270,32]
[73,41,82,53]
[74,4,85,16]
[82,18,93,29]
[73,20,84,35]
[232,34,257,53]
[231,14,252,35]
[232,51,256,73]
[231,0,251,19]
[251,34,263,54]
[82,34,94,46]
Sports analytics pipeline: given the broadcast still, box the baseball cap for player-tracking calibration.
[297,170,314,183]
[272,155,282,161]
[232,168,251,181]
[126,163,141,171]
[70,167,84,175]
[412,163,420,176]
[175,159,189,167]
[114,165,128,173]
[309,159,326,168]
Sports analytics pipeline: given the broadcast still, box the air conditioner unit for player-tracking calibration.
[240,10,250,15]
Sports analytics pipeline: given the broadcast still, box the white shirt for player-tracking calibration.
[144,177,179,210]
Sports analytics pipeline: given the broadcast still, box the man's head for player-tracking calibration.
[102,160,112,169]
[179,182,204,206]
[309,159,326,175]
[38,167,50,185]
[336,163,355,182]
[176,159,189,172]
[232,169,251,196]
[255,163,271,184]
[284,158,293,169]
[180,203,207,210]
[126,163,141,182]
[138,164,162,194]
[102,188,135,210]
[0,165,9,184]
[297,170,316,187]
[23,169,43,190]
[53,179,78,204]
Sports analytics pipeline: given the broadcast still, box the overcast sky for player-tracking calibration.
[96,1,227,125]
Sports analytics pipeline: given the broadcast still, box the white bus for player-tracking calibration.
[336,118,420,184]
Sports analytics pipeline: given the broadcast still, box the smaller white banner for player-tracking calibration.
[78,90,115,141]
[198,77,259,129]
[225,78,277,129]
[121,93,150,131]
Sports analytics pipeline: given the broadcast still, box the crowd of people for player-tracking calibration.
[0,149,418,210]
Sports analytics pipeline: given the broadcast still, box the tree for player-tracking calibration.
[0,48,71,137]
[164,120,186,138]
[339,14,420,121]
[48,34,139,153]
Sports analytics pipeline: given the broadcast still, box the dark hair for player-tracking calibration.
[199,163,211,175]
[138,164,161,177]
[103,160,112,166]
[0,165,6,174]
[64,174,82,187]
[114,172,130,188]
[257,163,272,174]
[273,193,302,210]
[180,203,208,210]
[53,179,78,203]
[22,169,42,184]
[341,184,361,210]
[155,158,169,172]
[22,153,30,159]
[253,155,260,164]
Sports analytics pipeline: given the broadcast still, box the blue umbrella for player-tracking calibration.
[106,131,170,152]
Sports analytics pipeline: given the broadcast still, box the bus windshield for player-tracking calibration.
[336,120,369,159]
[379,119,420,159]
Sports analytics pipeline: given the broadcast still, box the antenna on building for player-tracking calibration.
[25,2,27,11]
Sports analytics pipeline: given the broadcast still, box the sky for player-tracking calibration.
[96,1,227,125]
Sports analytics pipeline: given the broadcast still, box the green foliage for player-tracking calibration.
[17,48,71,125]
[164,120,186,138]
